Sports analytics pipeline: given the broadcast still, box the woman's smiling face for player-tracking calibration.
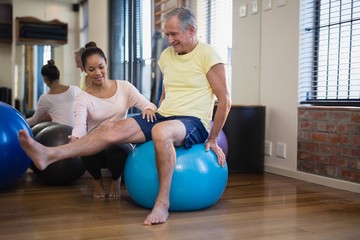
[84,54,107,84]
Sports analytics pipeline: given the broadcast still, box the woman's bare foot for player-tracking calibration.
[93,179,105,198]
[143,200,169,225]
[18,130,50,170]
[108,178,121,198]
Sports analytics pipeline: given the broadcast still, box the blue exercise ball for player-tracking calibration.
[124,141,228,211]
[0,102,32,190]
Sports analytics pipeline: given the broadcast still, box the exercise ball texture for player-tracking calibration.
[210,121,229,157]
[31,124,85,185]
[124,141,228,211]
[31,121,59,137]
[0,102,32,189]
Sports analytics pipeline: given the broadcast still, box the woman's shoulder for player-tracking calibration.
[112,80,140,97]
[66,85,82,97]
[114,79,131,85]
[69,85,82,92]
[37,92,50,102]
[75,89,89,99]
[114,80,135,89]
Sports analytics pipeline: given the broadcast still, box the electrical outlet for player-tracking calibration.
[264,140,272,156]
[276,0,287,7]
[250,0,259,14]
[276,142,286,158]
[263,0,272,11]
[239,4,247,18]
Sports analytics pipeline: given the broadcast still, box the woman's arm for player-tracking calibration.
[26,95,50,127]
[71,93,89,139]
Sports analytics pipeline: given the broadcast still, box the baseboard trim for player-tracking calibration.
[265,165,360,193]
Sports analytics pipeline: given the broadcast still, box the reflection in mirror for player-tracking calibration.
[22,45,53,117]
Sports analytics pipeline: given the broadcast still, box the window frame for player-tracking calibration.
[300,0,360,107]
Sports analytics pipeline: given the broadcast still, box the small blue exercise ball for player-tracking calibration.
[124,141,228,211]
[0,102,32,189]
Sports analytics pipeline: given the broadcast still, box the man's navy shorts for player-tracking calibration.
[131,113,209,149]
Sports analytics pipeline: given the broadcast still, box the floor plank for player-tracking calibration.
[0,172,359,239]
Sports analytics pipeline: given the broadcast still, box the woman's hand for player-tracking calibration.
[142,108,157,122]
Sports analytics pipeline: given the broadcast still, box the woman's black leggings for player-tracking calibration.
[82,143,133,180]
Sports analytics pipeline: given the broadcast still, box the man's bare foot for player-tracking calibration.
[108,177,121,198]
[143,200,169,225]
[18,130,49,170]
[93,179,105,198]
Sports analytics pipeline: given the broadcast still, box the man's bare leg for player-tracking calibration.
[143,142,174,225]
[19,118,145,170]
[143,121,186,225]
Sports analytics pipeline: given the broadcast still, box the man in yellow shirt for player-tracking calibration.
[19,7,231,226]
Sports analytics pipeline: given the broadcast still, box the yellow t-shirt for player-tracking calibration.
[157,42,224,131]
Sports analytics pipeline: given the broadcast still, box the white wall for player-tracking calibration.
[259,1,299,170]
[232,0,299,171]
[88,0,108,58]
[232,1,261,104]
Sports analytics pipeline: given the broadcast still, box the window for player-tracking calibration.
[299,0,360,106]
[79,0,89,46]
[109,0,152,101]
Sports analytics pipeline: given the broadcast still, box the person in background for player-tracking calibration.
[74,47,91,89]
[69,41,157,198]
[19,7,231,225]
[26,59,81,127]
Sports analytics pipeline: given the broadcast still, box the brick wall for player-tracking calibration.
[298,106,360,183]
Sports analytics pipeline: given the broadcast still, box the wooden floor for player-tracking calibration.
[0,172,360,240]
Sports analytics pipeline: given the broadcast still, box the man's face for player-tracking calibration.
[164,16,194,55]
